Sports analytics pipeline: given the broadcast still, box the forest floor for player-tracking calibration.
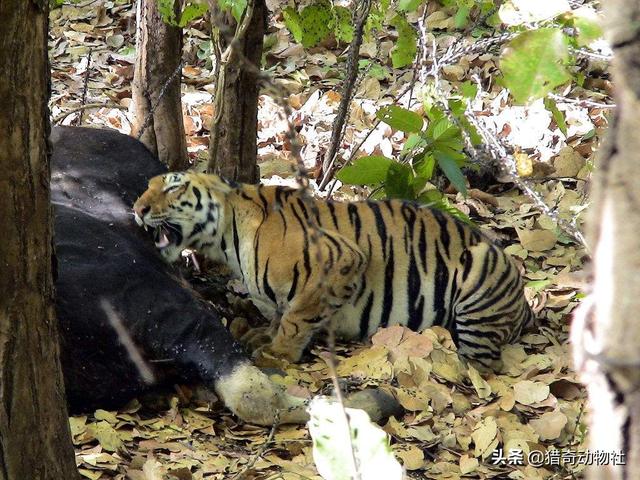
[49,1,609,479]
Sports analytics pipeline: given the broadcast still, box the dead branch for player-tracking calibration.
[231,411,280,480]
[52,102,128,124]
[76,48,92,126]
[318,0,373,190]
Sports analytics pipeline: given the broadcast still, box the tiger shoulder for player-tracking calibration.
[133,172,535,368]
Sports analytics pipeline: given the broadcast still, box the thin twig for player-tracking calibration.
[547,92,615,109]
[230,34,365,479]
[76,48,92,126]
[464,95,589,248]
[136,59,184,141]
[52,102,128,124]
[320,329,362,480]
[231,411,280,480]
[570,46,613,61]
[318,0,372,190]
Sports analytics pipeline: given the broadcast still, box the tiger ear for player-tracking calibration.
[207,175,237,195]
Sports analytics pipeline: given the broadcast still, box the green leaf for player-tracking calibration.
[398,0,420,12]
[435,150,467,196]
[572,13,603,46]
[336,156,394,185]
[544,97,568,137]
[454,6,470,28]
[500,28,571,104]
[385,162,415,199]
[330,6,354,43]
[297,1,332,47]
[418,192,474,225]
[412,175,428,194]
[402,133,428,154]
[526,279,554,291]
[426,117,459,142]
[376,105,423,133]
[436,202,473,225]
[197,40,212,59]
[582,129,595,140]
[218,0,247,23]
[414,153,436,180]
[283,7,304,43]
[157,0,178,26]
[448,99,482,145]
[418,189,443,205]
[178,1,208,27]
[362,61,388,80]
[459,81,478,99]
[434,143,465,163]
[390,15,418,68]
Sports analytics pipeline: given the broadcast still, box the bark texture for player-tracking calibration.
[0,1,78,479]
[132,0,189,170]
[207,0,265,183]
[572,2,640,478]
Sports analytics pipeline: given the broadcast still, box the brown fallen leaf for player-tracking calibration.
[529,409,568,440]
[516,228,558,251]
[371,325,433,362]
[513,380,550,406]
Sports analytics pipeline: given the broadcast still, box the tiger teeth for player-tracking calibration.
[155,232,170,249]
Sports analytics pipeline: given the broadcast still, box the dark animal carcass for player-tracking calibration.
[51,126,307,425]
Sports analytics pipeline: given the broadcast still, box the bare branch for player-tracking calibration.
[76,48,92,126]
[318,0,373,190]
[52,102,128,124]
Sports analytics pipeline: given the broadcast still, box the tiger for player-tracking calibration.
[133,172,535,368]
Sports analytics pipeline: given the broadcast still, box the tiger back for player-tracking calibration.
[133,172,534,368]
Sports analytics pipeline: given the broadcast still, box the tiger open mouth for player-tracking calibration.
[153,225,179,250]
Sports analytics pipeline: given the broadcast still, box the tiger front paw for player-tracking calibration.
[252,344,292,369]
[241,327,272,352]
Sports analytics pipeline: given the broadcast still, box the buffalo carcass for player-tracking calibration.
[51,126,307,425]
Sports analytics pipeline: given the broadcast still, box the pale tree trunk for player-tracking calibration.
[132,0,189,170]
[0,1,78,478]
[207,0,265,183]
[572,2,640,478]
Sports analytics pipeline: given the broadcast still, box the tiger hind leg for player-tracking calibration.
[453,243,534,368]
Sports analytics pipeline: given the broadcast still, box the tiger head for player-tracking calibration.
[133,172,233,262]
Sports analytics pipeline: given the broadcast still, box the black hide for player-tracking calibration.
[51,126,247,411]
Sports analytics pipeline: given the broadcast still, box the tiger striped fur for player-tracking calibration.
[133,172,534,367]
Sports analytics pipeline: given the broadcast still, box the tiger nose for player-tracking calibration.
[134,205,151,218]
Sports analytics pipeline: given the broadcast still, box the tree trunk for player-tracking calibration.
[572,2,640,478]
[207,0,265,183]
[0,1,78,479]
[132,0,189,170]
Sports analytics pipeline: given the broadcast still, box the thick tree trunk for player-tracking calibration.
[0,1,78,479]
[132,0,189,170]
[572,2,640,478]
[207,0,265,183]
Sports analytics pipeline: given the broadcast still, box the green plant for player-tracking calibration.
[283,0,354,48]
[336,101,477,224]
[156,0,248,27]
[499,5,603,105]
